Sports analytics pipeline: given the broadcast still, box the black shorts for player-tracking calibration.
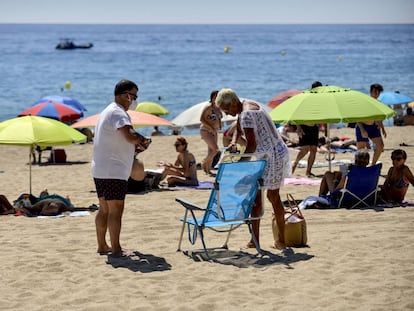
[299,125,319,146]
[94,178,128,201]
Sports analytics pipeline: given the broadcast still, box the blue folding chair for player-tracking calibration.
[334,163,382,209]
[176,153,267,258]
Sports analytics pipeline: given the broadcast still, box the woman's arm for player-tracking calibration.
[403,166,414,187]
[243,127,257,154]
[377,120,387,138]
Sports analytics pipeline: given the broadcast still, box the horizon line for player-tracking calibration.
[1,22,413,25]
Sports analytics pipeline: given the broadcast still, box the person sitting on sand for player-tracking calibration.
[151,126,165,136]
[158,137,198,187]
[403,107,414,126]
[319,149,370,197]
[380,149,414,203]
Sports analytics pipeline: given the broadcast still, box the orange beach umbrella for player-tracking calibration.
[71,110,173,129]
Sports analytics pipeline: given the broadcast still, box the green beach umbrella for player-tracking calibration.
[0,115,87,193]
[135,101,169,116]
[270,85,396,171]
[270,85,396,124]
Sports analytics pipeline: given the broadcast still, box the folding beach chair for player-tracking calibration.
[334,163,382,209]
[176,153,267,259]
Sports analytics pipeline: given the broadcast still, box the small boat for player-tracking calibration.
[55,39,93,50]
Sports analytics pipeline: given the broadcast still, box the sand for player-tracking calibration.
[1,126,414,311]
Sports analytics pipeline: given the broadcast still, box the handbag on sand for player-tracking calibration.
[272,193,308,247]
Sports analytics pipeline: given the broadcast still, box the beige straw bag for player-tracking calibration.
[272,194,308,247]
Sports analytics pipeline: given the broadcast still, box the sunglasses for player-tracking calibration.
[391,157,403,161]
[174,143,183,147]
[124,92,138,100]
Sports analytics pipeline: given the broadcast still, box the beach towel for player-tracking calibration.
[331,148,357,154]
[376,201,414,208]
[284,177,321,186]
[175,181,214,189]
[296,159,352,168]
[37,211,91,218]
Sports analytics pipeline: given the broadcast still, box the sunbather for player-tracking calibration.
[380,149,414,203]
[158,137,199,187]
[19,198,73,216]
[0,194,15,215]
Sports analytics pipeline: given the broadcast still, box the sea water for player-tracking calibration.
[0,24,413,133]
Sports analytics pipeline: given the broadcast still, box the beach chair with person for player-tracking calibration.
[176,153,267,259]
[331,163,382,209]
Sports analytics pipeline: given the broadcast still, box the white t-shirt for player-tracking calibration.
[91,102,135,180]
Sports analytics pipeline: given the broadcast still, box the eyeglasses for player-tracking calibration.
[124,92,138,100]
[174,143,183,147]
[391,157,403,161]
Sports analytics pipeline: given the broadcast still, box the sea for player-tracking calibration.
[1,24,413,134]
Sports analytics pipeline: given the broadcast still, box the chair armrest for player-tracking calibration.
[175,197,205,211]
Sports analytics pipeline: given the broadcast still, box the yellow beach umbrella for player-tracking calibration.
[0,115,87,193]
[135,101,169,116]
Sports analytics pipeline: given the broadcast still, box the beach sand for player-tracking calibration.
[1,126,414,310]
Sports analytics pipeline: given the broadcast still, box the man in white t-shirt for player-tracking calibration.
[92,79,151,257]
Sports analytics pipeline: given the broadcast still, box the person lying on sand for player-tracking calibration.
[0,194,15,215]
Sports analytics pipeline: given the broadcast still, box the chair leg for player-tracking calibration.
[199,228,211,259]
[247,223,263,255]
[222,225,233,249]
[177,209,189,251]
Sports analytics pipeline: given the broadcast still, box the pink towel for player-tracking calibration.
[284,177,321,186]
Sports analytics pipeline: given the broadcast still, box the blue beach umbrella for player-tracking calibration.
[35,95,87,112]
[378,92,413,106]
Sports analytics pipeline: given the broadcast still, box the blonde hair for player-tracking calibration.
[216,88,239,108]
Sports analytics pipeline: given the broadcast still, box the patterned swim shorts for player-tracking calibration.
[94,178,128,201]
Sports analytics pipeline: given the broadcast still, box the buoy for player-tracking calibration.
[338,55,343,62]
[280,50,286,56]
[65,81,71,90]
[224,45,230,53]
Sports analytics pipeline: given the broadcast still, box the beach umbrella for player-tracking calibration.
[18,100,82,122]
[135,101,169,116]
[378,92,413,106]
[71,110,173,129]
[35,95,87,112]
[0,116,87,193]
[268,89,302,108]
[172,98,271,130]
[270,85,396,171]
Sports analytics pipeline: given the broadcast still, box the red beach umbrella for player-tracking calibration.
[268,89,302,108]
[18,100,82,122]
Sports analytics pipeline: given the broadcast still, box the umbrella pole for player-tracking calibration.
[29,146,33,194]
[327,126,332,172]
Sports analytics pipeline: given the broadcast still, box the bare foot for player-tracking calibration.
[110,249,134,258]
[271,241,286,250]
[97,245,112,255]
[245,241,257,249]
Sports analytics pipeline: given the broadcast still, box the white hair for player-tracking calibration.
[216,88,239,108]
